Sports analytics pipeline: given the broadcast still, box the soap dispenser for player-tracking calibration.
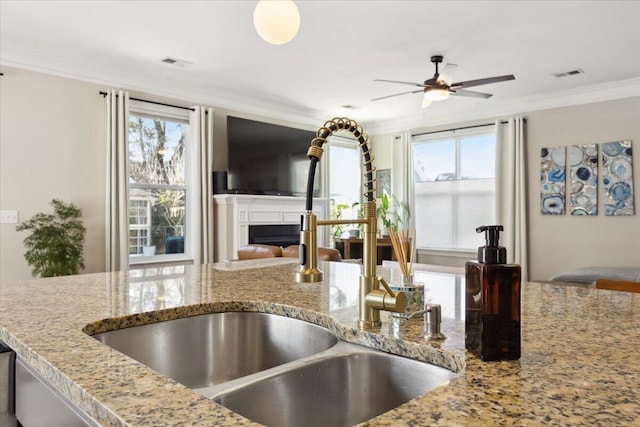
[465,225,521,361]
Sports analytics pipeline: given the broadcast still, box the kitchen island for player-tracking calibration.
[0,259,639,426]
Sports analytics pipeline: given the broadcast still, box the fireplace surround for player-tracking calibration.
[213,194,329,261]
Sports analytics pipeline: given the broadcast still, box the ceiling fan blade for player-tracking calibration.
[450,74,515,89]
[438,63,458,85]
[374,79,426,88]
[371,89,424,102]
[450,89,493,99]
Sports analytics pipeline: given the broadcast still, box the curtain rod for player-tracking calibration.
[99,91,196,112]
[411,119,525,138]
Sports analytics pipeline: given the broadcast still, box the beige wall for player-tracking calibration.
[371,97,640,280]
[0,67,107,282]
[527,97,640,281]
[370,134,393,170]
[3,67,637,283]
[0,67,318,282]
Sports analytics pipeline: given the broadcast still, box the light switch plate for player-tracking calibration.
[0,210,19,224]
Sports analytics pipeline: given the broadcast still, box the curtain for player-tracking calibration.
[105,90,130,272]
[391,132,411,206]
[495,117,528,280]
[189,107,215,264]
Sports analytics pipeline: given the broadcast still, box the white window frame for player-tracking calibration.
[128,100,192,265]
[129,197,152,255]
[411,126,496,255]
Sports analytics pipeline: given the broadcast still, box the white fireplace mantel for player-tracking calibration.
[213,194,330,261]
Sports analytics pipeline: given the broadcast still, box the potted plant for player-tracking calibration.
[346,202,364,238]
[376,192,410,236]
[15,199,86,277]
[330,202,349,240]
[142,245,156,256]
[329,201,361,238]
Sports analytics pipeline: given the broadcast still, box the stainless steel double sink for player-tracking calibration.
[93,312,455,427]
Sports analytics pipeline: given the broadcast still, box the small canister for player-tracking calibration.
[390,274,424,318]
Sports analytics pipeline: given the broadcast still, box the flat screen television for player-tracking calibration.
[227,116,320,196]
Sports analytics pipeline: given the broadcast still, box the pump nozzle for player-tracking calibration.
[476,225,506,264]
[476,225,503,246]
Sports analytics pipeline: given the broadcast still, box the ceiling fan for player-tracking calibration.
[372,55,515,108]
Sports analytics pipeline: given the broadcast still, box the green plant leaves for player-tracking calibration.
[376,193,410,233]
[16,199,86,277]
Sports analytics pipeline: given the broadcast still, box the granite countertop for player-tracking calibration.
[1,258,639,426]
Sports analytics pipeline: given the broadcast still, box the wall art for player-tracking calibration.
[377,169,391,197]
[569,144,598,215]
[540,146,566,215]
[601,140,634,216]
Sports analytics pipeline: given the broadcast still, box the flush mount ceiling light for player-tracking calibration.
[253,0,300,45]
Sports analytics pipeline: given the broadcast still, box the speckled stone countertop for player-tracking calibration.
[1,259,639,426]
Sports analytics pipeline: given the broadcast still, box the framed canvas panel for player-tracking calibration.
[540,146,566,215]
[377,169,391,197]
[602,140,635,216]
[569,144,598,215]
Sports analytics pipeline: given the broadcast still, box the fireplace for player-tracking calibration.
[249,224,300,248]
[213,194,329,261]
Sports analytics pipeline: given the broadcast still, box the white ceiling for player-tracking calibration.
[2,1,640,134]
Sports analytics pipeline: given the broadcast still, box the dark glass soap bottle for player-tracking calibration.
[465,225,521,361]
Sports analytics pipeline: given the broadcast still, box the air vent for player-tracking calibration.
[161,57,193,68]
[552,69,584,78]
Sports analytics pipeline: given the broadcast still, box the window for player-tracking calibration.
[412,128,495,251]
[128,104,189,260]
[329,137,362,238]
[129,198,152,254]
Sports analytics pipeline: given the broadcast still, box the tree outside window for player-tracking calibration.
[128,114,188,256]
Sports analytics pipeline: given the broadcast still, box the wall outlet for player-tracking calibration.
[0,210,19,224]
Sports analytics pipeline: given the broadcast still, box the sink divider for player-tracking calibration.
[194,340,357,400]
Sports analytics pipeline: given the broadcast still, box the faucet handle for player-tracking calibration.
[376,276,397,297]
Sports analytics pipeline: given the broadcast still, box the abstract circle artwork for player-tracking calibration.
[541,140,634,217]
[569,144,598,216]
[602,141,635,216]
[541,146,566,215]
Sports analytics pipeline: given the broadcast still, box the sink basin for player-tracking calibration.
[94,312,455,425]
[213,345,456,427]
[93,312,338,388]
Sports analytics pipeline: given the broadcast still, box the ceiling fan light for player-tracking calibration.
[424,88,450,101]
[253,0,300,45]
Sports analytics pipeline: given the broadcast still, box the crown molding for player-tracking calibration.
[0,57,328,128]
[3,50,640,136]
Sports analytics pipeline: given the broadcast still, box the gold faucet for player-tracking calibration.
[295,118,406,329]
